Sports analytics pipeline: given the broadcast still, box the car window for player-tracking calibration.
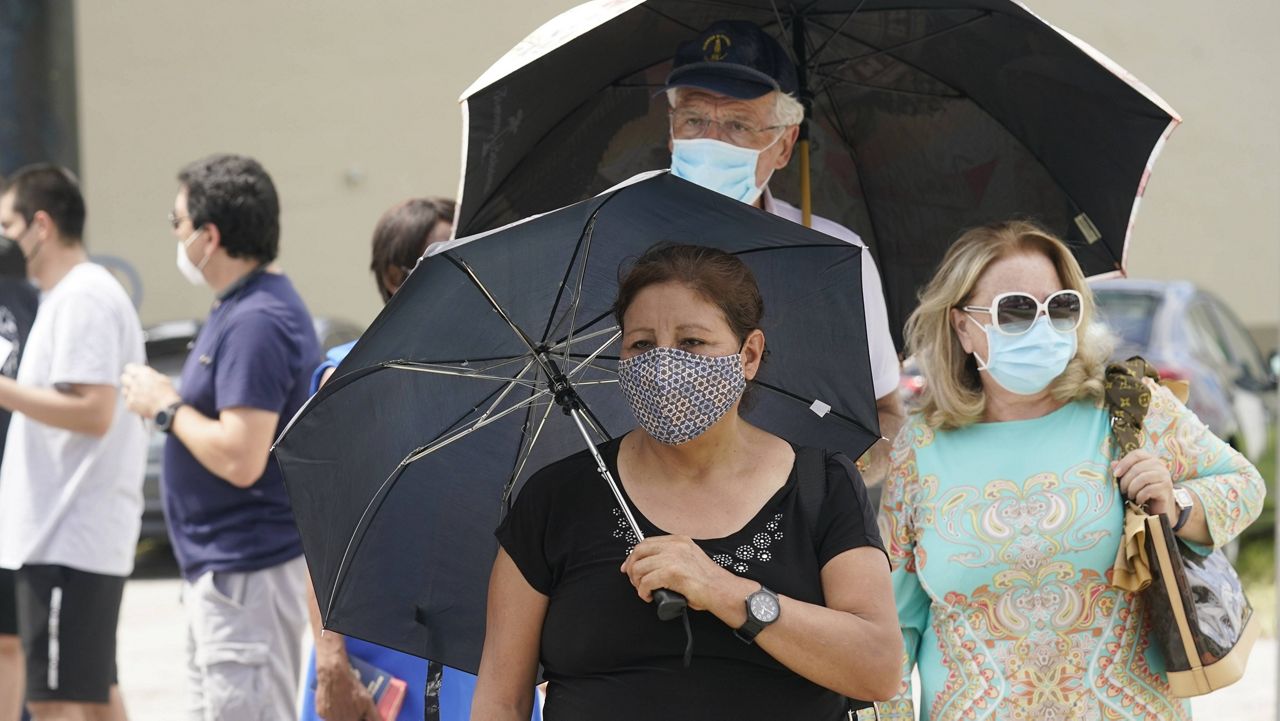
[1205,295,1271,384]
[1185,302,1230,366]
[1093,290,1160,349]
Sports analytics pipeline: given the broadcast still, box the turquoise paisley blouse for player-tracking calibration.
[875,380,1264,720]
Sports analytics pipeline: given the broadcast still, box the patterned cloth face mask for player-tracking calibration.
[616,346,746,445]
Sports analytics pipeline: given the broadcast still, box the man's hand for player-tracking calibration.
[120,363,181,419]
[860,390,906,488]
[315,656,382,721]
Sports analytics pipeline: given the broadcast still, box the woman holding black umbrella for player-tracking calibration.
[471,243,902,720]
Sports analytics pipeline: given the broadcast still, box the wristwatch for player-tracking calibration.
[734,585,780,644]
[1171,487,1195,533]
[154,401,183,434]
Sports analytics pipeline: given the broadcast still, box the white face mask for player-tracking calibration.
[176,229,210,286]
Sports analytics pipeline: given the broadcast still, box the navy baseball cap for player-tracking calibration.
[664,20,799,100]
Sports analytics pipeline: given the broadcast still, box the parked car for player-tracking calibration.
[897,280,1276,464]
[1091,278,1276,462]
[138,317,363,545]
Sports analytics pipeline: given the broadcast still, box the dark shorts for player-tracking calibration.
[16,565,125,703]
[0,567,15,636]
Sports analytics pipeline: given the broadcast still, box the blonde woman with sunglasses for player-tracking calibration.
[875,221,1264,720]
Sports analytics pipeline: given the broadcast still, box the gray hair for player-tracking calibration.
[666,87,805,127]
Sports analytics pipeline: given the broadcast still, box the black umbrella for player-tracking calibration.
[455,0,1179,348]
[273,172,880,673]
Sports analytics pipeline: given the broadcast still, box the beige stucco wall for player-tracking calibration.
[74,1,1279,341]
[74,0,586,331]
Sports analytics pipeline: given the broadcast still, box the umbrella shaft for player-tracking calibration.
[568,408,646,542]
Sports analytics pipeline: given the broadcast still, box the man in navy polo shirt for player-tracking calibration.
[121,154,320,721]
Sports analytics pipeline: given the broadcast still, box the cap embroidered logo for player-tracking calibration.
[703,33,732,61]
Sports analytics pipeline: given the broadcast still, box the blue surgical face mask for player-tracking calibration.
[670,137,780,205]
[969,315,1077,395]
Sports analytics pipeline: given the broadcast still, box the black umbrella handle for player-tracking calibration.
[653,588,687,620]
[565,410,689,623]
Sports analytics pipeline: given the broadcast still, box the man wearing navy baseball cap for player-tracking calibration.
[663,20,904,478]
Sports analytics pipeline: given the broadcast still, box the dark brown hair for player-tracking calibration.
[370,197,456,302]
[613,243,763,343]
[178,154,278,262]
[1,164,85,242]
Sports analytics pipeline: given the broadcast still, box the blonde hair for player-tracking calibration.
[666,87,805,127]
[905,220,1113,430]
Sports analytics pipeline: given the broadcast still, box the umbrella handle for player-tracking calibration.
[564,410,688,622]
[653,588,688,620]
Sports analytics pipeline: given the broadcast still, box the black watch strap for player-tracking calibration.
[733,586,779,644]
[1171,500,1193,533]
[734,613,767,644]
[155,401,183,434]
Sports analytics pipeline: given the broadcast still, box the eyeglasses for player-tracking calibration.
[669,108,786,147]
[961,289,1083,336]
[167,211,190,230]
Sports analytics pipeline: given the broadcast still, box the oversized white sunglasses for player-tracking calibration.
[961,289,1083,336]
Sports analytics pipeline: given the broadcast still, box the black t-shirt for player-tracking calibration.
[495,436,885,721]
[0,277,38,459]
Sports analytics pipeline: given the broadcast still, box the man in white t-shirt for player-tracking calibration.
[0,165,147,721]
[661,21,904,483]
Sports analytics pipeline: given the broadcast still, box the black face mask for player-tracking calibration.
[0,233,24,279]
[0,225,38,263]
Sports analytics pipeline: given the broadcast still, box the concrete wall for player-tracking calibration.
[73,1,1278,343]
[74,0,584,330]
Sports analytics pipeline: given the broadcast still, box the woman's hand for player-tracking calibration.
[620,535,743,611]
[1114,449,1175,523]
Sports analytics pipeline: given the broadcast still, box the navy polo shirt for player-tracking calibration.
[163,271,320,581]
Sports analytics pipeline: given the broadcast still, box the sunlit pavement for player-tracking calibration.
[115,553,1278,721]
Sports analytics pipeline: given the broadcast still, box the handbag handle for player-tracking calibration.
[1106,357,1161,593]
[1103,356,1160,460]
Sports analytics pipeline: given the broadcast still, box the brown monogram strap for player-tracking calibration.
[1105,357,1160,592]
[1103,356,1159,459]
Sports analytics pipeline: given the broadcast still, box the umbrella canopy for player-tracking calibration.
[455,0,1179,348]
[273,172,880,673]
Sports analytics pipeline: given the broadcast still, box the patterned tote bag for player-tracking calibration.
[1106,357,1259,697]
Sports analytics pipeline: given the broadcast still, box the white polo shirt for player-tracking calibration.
[762,189,900,400]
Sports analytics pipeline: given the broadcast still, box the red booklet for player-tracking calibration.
[349,656,407,720]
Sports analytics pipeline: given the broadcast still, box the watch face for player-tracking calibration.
[1174,488,1193,509]
[749,591,780,623]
